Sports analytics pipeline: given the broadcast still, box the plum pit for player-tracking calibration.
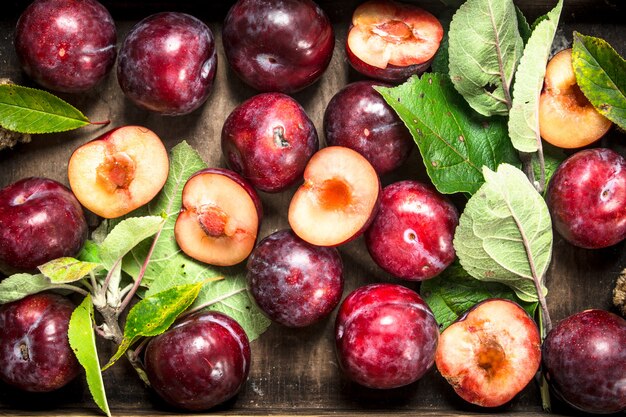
[96,152,136,193]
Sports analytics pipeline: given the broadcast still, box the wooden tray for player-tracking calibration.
[0,1,624,415]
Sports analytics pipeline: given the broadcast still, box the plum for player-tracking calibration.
[221,93,319,193]
[144,311,251,411]
[335,283,438,389]
[247,229,343,327]
[542,309,625,414]
[117,12,217,115]
[546,148,626,249]
[14,0,116,92]
[0,293,80,392]
[222,0,334,93]
[0,177,87,272]
[323,81,413,175]
[365,180,458,281]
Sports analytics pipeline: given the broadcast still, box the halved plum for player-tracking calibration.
[346,0,443,83]
[288,146,380,247]
[175,168,262,266]
[67,126,169,219]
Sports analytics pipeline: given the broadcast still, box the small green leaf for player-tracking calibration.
[38,257,101,283]
[0,84,90,133]
[99,216,165,270]
[103,281,205,370]
[77,241,102,264]
[421,262,538,331]
[572,32,626,130]
[453,164,552,302]
[376,74,520,195]
[508,0,563,153]
[448,0,523,116]
[516,6,532,44]
[431,13,451,75]
[68,295,110,417]
[0,273,53,304]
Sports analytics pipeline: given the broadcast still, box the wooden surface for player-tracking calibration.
[0,1,625,416]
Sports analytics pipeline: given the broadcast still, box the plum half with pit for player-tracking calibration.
[323,81,413,175]
[222,0,334,93]
[543,309,625,414]
[0,177,88,272]
[221,93,319,193]
[117,12,217,115]
[14,0,116,93]
[0,293,80,392]
[365,180,458,281]
[546,148,626,249]
[145,311,251,411]
[346,0,443,83]
[247,229,343,327]
[335,283,438,389]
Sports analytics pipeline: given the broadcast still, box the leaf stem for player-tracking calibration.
[52,284,90,297]
[89,119,111,126]
[99,259,121,300]
[179,284,242,319]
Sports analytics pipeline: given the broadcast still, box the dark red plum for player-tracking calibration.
[0,177,88,272]
[221,93,318,193]
[14,0,116,92]
[117,12,217,115]
[543,309,625,414]
[323,81,413,175]
[247,229,343,327]
[335,283,438,389]
[145,311,251,411]
[365,181,458,281]
[547,148,626,249]
[0,293,80,392]
[222,0,334,93]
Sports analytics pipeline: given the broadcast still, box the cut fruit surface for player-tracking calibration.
[175,168,260,266]
[347,0,443,70]
[67,126,169,219]
[539,48,612,149]
[435,299,541,408]
[288,146,380,247]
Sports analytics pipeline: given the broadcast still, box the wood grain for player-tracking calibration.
[0,1,625,416]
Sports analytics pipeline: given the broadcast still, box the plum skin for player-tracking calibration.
[335,283,438,389]
[144,311,251,411]
[117,12,217,116]
[222,0,334,93]
[365,180,458,281]
[542,309,625,414]
[221,93,319,193]
[247,229,343,327]
[0,293,80,392]
[14,0,116,93]
[323,81,414,175]
[346,44,432,84]
[546,148,626,249]
[0,177,88,272]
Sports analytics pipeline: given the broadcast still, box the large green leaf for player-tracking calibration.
[508,0,563,153]
[453,164,552,302]
[376,74,520,195]
[38,257,101,283]
[421,262,538,331]
[68,295,110,417]
[572,32,626,130]
[448,0,523,116]
[0,84,90,133]
[0,273,54,304]
[103,281,205,370]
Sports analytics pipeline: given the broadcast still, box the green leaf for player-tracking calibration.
[572,32,626,130]
[99,216,165,271]
[0,273,53,304]
[431,13,451,75]
[0,84,90,134]
[454,164,552,302]
[421,262,538,331]
[103,281,205,370]
[376,74,520,195]
[532,143,566,195]
[77,241,102,264]
[516,6,532,44]
[68,295,110,417]
[38,257,101,283]
[508,0,563,153]
[448,0,523,116]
